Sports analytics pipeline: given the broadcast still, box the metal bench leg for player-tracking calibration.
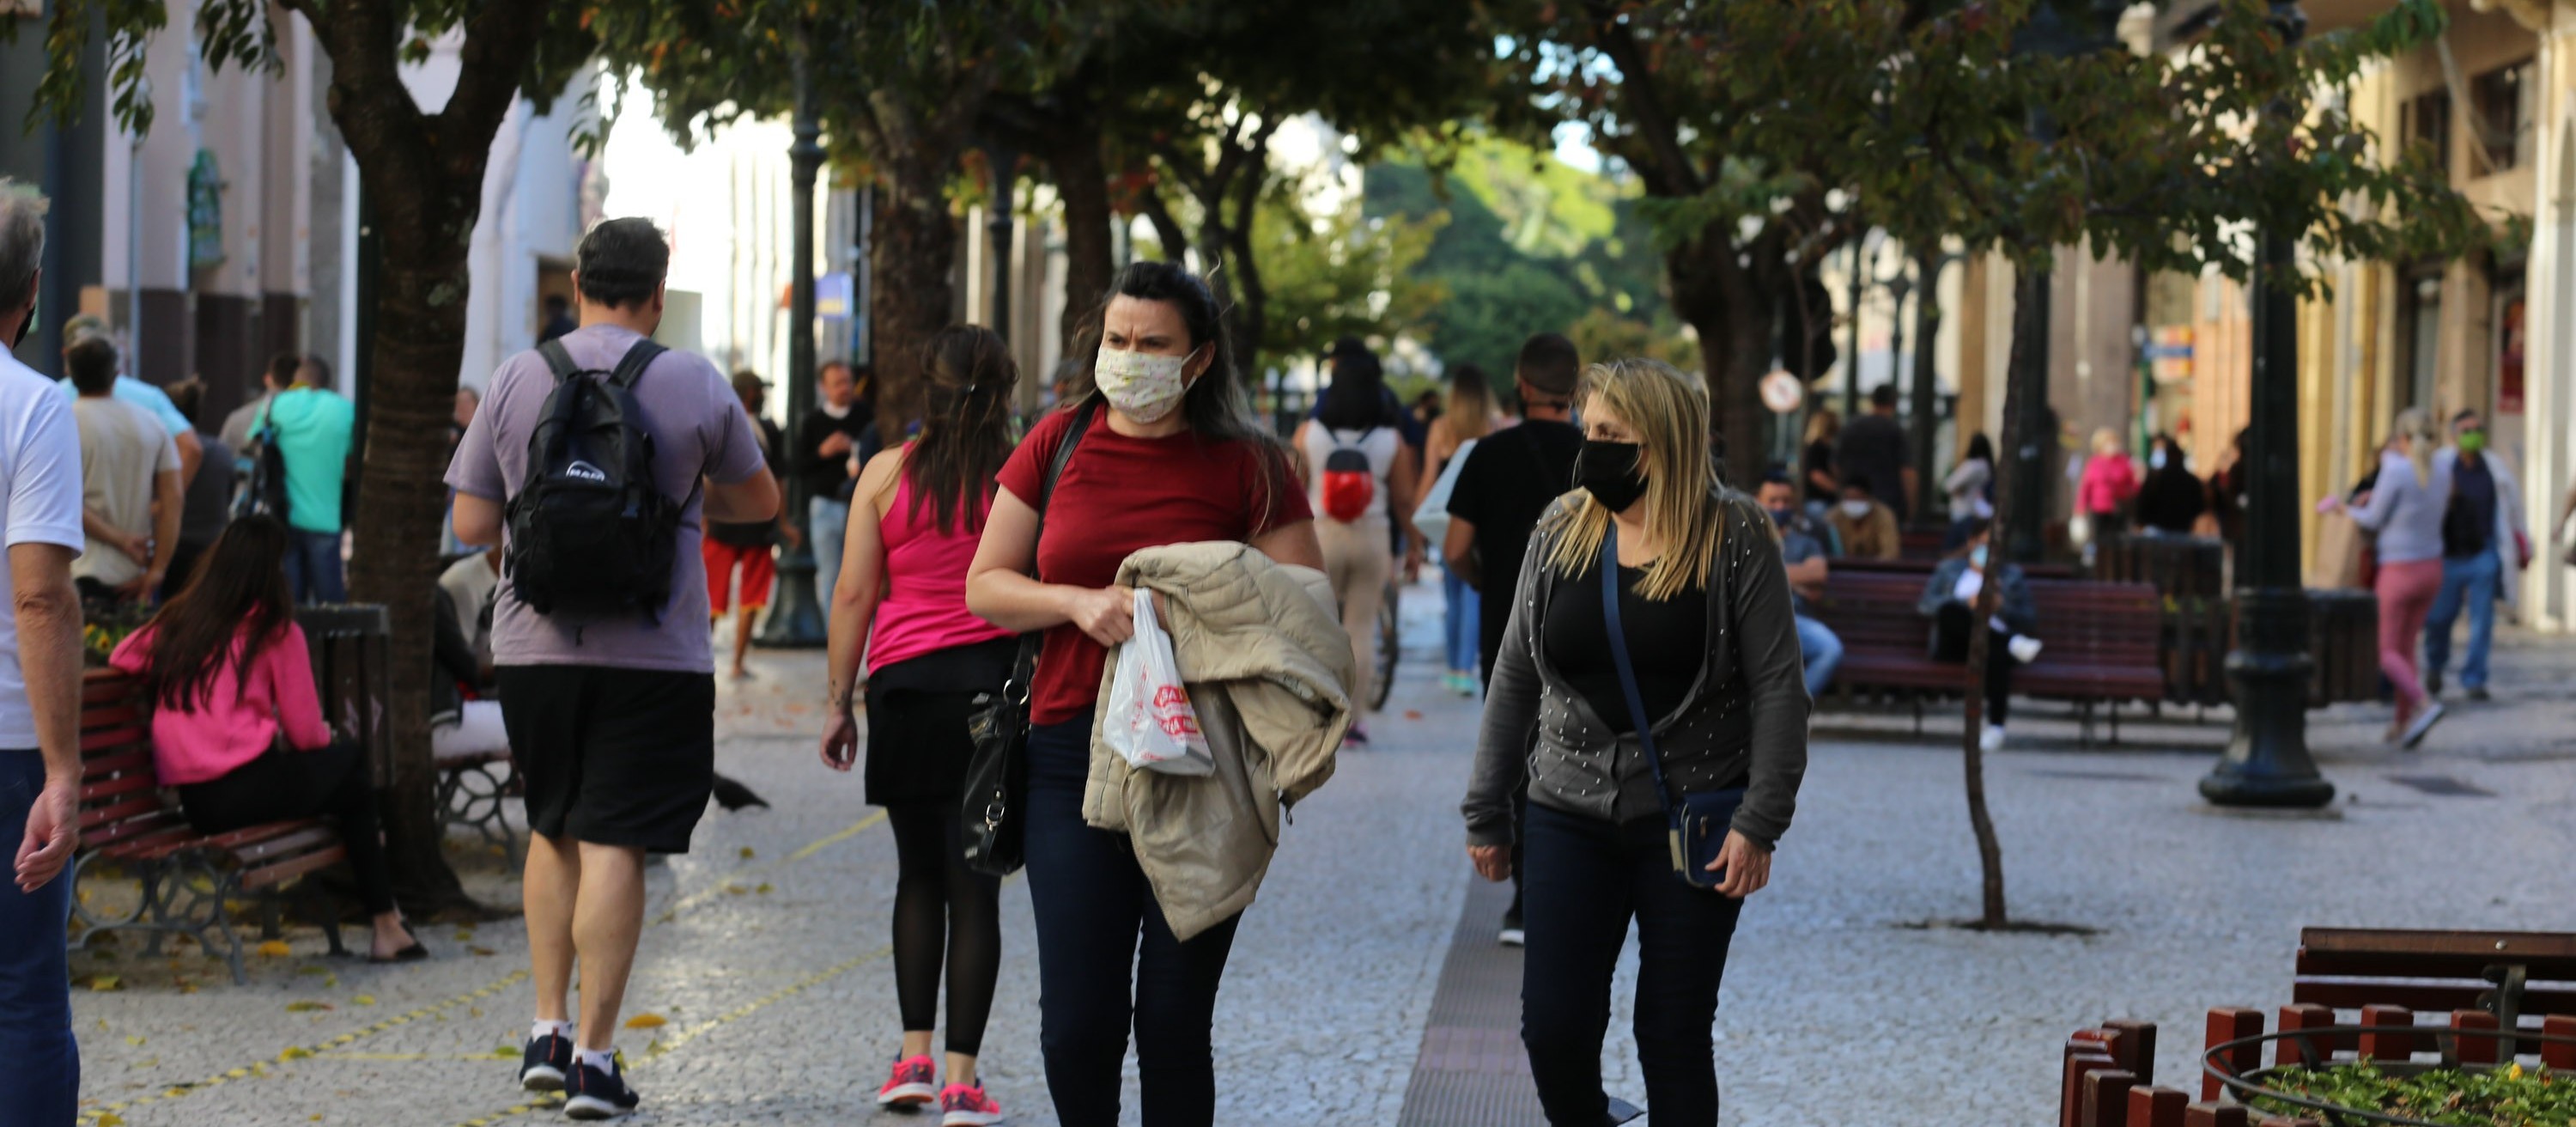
[301,881,348,959]
[2079,702,2096,748]
[258,899,284,941]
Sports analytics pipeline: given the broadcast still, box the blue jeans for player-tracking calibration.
[1521,803,1742,1127]
[284,528,345,604]
[1024,719,1239,1127]
[1442,563,1481,674]
[0,749,79,1126]
[1794,614,1843,697]
[809,496,850,611]
[2425,548,2501,691]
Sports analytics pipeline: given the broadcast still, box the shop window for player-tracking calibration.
[2472,59,2537,173]
[2403,89,2451,179]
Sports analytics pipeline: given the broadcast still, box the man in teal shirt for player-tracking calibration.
[258,355,355,602]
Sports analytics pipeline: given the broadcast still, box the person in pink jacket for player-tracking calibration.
[108,515,422,962]
[2078,428,2141,546]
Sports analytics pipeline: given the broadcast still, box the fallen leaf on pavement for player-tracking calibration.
[284,1001,332,1013]
[624,1014,667,1029]
[256,941,292,957]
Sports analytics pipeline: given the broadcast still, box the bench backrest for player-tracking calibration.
[76,671,187,852]
[2294,928,2576,1026]
[2025,580,2163,668]
[1817,572,1934,655]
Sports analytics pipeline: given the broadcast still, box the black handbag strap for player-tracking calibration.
[1597,531,1674,807]
[1005,400,1103,698]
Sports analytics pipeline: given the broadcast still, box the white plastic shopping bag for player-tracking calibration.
[1105,588,1216,776]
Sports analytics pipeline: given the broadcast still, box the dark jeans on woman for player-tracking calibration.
[176,741,394,915]
[0,749,79,1127]
[1521,802,1744,1127]
[1024,718,1242,1127]
[886,803,1001,1055]
[1935,602,2026,725]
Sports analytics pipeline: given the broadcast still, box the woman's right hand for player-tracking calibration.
[1467,844,1510,882]
[1065,585,1138,647]
[820,710,859,772]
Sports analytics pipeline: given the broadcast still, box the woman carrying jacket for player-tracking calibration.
[1918,521,2045,752]
[820,326,1020,1126]
[966,261,1324,1127]
[1461,358,1807,1127]
[2329,407,2450,746]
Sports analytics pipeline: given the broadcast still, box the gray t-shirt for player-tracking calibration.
[444,325,768,673]
[71,396,180,587]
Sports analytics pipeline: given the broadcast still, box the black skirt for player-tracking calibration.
[865,638,1016,807]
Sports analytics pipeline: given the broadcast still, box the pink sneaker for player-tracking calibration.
[940,1082,1005,1125]
[877,1056,936,1108]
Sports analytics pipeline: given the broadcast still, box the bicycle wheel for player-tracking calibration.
[1372,581,1399,711]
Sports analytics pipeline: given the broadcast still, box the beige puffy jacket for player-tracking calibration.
[1083,541,1357,941]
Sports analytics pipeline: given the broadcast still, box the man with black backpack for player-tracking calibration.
[446,217,779,1121]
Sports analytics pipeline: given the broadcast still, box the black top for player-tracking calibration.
[795,405,881,503]
[709,417,788,547]
[1445,419,1583,678]
[1834,412,1911,520]
[1542,559,1709,735]
[2445,456,2497,558]
[1801,438,1838,505]
[2134,466,2208,534]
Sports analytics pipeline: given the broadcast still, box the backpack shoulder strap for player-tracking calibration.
[538,340,581,383]
[606,338,665,389]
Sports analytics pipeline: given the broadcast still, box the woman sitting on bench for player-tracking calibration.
[1918,521,2044,752]
[108,515,423,963]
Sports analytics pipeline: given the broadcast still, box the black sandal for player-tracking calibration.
[369,942,429,965]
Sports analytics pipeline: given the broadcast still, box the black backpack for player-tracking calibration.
[231,401,293,523]
[504,338,680,621]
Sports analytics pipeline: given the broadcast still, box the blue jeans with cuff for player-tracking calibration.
[2425,547,2500,691]
[1793,613,1843,697]
[0,748,78,1127]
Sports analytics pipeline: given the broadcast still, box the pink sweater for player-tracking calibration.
[109,621,332,786]
[2079,454,2140,516]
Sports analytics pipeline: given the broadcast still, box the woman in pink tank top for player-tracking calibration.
[819,326,1018,1122]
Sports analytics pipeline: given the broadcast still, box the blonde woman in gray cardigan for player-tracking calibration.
[2327,406,2450,746]
[1461,358,1808,1126]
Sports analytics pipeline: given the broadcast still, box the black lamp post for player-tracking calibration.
[2202,3,2333,807]
[757,33,829,648]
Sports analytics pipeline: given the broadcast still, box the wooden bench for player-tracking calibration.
[71,672,349,984]
[2290,928,2576,1049]
[1812,571,2165,744]
[301,604,521,863]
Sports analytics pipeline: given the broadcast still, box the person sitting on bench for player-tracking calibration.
[109,515,425,963]
[1918,521,2044,752]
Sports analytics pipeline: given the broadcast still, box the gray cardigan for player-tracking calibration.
[2350,448,2448,566]
[1462,491,1810,851]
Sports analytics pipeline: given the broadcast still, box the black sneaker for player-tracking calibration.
[564,1053,641,1120]
[2468,685,2492,703]
[519,1033,574,1093]
[2425,670,2444,698]
[1498,908,1525,948]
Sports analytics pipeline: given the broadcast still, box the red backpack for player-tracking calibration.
[1321,429,1379,523]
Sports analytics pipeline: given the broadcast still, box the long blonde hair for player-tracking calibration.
[1540,358,1722,600]
[2389,407,2437,487]
[1803,407,1840,446]
[1446,364,1497,443]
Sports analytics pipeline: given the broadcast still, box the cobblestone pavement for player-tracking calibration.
[65,586,2576,1125]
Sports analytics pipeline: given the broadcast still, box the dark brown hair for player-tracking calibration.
[903,326,1018,535]
[138,515,295,713]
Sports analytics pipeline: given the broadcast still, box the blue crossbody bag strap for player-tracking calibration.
[1597,532,1673,802]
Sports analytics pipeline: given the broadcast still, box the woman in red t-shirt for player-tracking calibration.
[967,261,1321,1126]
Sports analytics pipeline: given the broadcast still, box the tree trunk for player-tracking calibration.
[1667,234,1771,485]
[308,7,546,918]
[1048,121,1114,357]
[1959,265,2043,930]
[871,164,959,446]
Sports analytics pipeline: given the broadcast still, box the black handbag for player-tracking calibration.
[1597,532,1746,890]
[960,401,1097,877]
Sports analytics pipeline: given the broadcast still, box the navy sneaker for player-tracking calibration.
[519,1033,574,1092]
[564,1053,641,1120]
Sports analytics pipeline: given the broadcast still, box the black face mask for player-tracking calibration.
[1577,439,1648,513]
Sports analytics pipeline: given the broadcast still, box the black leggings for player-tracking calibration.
[175,742,396,916]
[886,802,1002,1056]
[1935,602,2026,725]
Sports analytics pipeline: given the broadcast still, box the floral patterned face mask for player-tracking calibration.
[1094,345,1200,423]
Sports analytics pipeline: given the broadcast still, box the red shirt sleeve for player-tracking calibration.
[997,407,1078,506]
[1245,442,1312,537]
[267,623,335,751]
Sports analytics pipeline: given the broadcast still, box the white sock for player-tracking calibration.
[531,1020,573,1042]
[577,1046,617,1073]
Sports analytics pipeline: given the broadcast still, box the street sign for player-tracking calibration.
[1759,369,1803,414]
[817,271,854,320]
